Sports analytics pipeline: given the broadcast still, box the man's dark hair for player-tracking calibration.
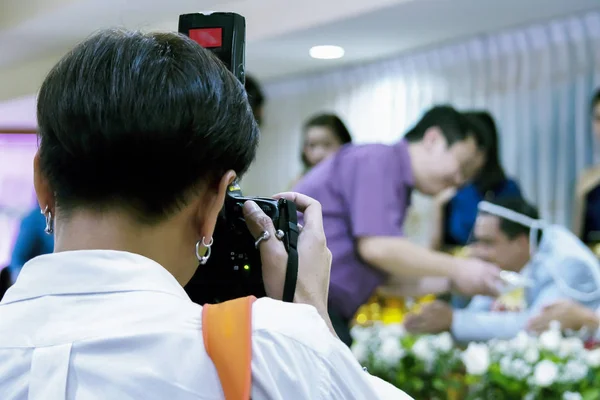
[464,111,508,194]
[244,75,265,125]
[484,197,540,240]
[404,105,489,151]
[37,29,259,224]
[301,113,352,168]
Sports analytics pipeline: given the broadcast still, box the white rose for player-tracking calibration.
[352,341,369,363]
[539,329,562,352]
[434,332,453,353]
[533,360,559,387]
[376,336,405,366]
[585,348,600,368]
[558,337,584,359]
[563,392,583,400]
[461,343,490,376]
[523,347,539,364]
[412,337,434,363]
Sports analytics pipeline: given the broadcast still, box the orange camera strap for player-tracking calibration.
[202,296,256,400]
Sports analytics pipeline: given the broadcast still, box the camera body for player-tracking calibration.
[184,182,298,304]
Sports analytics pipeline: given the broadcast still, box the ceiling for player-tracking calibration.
[0,0,599,103]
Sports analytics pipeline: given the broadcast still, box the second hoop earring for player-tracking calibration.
[41,206,54,235]
[195,236,214,265]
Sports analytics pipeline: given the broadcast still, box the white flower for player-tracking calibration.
[558,337,585,359]
[376,336,405,366]
[563,392,583,400]
[377,323,405,342]
[533,360,559,387]
[561,360,589,383]
[434,332,453,353]
[585,348,600,368]
[510,331,531,353]
[549,320,562,332]
[539,329,562,352]
[511,358,533,377]
[351,341,369,363]
[461,343,490,375]
[412,337,435,363]
[350,325,372,344]
[523,347,539,364]
[524,393,536,400]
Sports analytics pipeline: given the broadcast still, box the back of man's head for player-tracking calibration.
[404,105,487,148]
[485,197,540,240]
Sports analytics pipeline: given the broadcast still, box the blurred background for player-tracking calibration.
[1,0,600,262]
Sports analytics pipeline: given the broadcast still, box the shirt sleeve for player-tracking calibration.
[340,149,410,238]
[452,275,573,342]
[250,298,413,399]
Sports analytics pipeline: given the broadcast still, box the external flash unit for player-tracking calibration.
[178,12,246,84]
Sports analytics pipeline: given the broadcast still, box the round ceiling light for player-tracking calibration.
[309,45,345,60]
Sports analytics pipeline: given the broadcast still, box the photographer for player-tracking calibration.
[0,30,410,399]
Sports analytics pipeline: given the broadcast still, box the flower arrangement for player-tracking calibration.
[351,323,464,399]
[351,322,600,400]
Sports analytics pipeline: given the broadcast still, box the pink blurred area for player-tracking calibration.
[0,133,38,267]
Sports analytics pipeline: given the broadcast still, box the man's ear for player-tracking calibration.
[33,151,54,212]
[196,170,237,241]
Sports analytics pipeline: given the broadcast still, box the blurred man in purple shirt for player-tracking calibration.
[294,105,501,345]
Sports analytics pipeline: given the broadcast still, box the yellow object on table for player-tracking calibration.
[353,293,437,326]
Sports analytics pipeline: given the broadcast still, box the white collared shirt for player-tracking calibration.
[0,250,411,400]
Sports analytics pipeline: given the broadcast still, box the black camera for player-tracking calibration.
[179,13,300,304]
[184,182,299,304]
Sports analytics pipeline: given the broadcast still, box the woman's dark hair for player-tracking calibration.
[37,29,259,224]
[591,88,600,111]
[301,113,352,168]
[245,75,265,125]
[464,111,507,194]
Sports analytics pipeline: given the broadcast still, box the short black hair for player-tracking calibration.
[244,74,265,125]
[301,113,352,168]
[464,111,508,194]
[404,105,489,151]
[37,29,259,224]
[483,197,540,240]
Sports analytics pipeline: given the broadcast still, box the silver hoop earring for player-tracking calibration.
[195,236,214,265]
[41,206,54,235]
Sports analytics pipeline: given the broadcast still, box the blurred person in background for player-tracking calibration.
[429,110,521,309]
[9,207,54,283]
[0,29,410,399]
[294,105,500,346]
[573,89,600,242]
[404,197,600,342]
[290,113,353,188]
[430,110,521,250]
[244,74,265,127]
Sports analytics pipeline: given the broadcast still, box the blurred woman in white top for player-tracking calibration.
[0,29,409,399]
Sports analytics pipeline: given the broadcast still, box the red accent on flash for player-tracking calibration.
[189,28,223,48]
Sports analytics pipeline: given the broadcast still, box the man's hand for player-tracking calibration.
[404,301,453,334]
[527,299,600,333]
[450,258,501,297]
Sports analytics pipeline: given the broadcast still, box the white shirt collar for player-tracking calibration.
[2,250,190,304]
